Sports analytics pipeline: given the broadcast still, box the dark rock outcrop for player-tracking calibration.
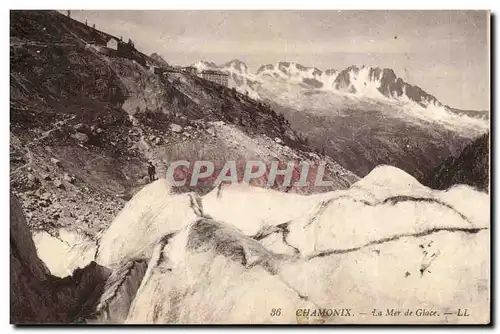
[149,53,169,68]
[10,193,112,324]
[87,260,148,324]
[426,133,489,192]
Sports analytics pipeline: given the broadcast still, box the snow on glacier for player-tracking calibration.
[96,179,202,269]
[122,165,488,324]
[33,228,97,277]
[31,165,490,323]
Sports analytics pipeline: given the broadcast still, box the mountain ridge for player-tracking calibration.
[191,59,487,115]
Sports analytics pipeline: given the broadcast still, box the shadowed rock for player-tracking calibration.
[10,193,112,324]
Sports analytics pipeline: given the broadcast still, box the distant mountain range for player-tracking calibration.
[192,59,488,119]
[192,59,489,181]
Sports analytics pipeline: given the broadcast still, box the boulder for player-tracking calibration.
[207,128,216,137]
[170,123,183,133]
[27,173,39,183]
[72,132,89,144]
[73,123,90,134]
[50,158,62,167]
[63,173,76,184]
[25,173,41,190]
[53,179,65,190]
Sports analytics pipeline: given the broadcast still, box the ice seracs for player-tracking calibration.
[96,179,203,269]
[30,165,490,324]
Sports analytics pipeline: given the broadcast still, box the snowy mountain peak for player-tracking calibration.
[223,59,248,73]
[332,65,443,107]
[256,62,323,78]
[190,58,476,118]
[191,60,219,72]
[324,68,338,76]
[252,62,335,91]
[255,64,274,75]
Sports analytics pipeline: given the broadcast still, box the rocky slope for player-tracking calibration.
[149,52,170,68]
[192,60,489,181]
[10,10,357,240]
[31,166,490,324]
[426,133,489,192]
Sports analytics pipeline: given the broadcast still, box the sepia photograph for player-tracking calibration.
[9,9,490,325]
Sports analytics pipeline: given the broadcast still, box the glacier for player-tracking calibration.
[32,165,490,324]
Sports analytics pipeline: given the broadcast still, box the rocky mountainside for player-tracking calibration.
[192,59,489,181]
[10,10,357,239]
[10,10,490,325]
[149,52,169,68]
[426,133,489,192]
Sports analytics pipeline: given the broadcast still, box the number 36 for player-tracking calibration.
[270,308,282,316]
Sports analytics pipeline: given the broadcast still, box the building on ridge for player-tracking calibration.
[200,70,229,87]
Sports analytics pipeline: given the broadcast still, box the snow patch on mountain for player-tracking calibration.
[192,60,218,72]
[256,62,340,93]
[335,66,385,98]
[395,97,489,134]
